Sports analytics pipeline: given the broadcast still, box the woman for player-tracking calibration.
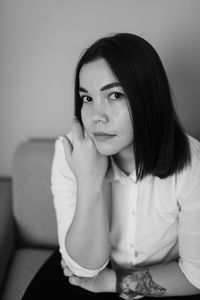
[22,33,200,299]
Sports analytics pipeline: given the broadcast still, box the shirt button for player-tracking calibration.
[130,243,134,248]
[135,251,138,257]
[131,211,135,215]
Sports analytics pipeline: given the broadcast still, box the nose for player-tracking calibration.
[91,102,108,124]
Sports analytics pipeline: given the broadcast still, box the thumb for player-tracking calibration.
[72,117,84,142]
[84,129,90,140]
[59,135,73,163]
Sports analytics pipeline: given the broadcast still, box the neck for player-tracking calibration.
[113,146,135,176]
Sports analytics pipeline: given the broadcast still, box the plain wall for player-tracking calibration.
[0,0,200,176]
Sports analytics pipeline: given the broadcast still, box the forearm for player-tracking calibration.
[65,186,110,270]
[116,261,200,298]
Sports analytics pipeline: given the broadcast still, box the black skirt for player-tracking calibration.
[21,248,199,300]
[21,248,119,300]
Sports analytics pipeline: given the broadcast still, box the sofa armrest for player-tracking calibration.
[0,178,15,295]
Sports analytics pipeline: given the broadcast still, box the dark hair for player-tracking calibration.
[74,33,191,181]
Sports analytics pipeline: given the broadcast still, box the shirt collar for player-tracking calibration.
[106,156,137,184]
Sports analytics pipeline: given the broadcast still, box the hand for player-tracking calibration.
[60,258,73,277]
[60,117,108,189]
[68,267,116,293]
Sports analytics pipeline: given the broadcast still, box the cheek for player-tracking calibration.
[117,110,133,137]
[125,120,134,142]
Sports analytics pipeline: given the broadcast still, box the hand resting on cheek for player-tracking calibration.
[59,117,108,190]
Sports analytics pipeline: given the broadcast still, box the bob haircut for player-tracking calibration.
[74,33,191,181]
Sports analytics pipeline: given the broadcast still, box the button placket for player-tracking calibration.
[128,183,138,257]
[131,210,136,216]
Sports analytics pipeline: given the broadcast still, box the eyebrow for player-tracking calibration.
[78,82,122,93]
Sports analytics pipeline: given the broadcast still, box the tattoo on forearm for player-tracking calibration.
[116,267,166,299]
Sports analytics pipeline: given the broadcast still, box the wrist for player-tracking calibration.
[115,269,143,299]
[77,181,104,196]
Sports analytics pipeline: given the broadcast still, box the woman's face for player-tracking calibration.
[79,58,133,157]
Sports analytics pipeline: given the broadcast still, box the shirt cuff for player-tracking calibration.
[179,258,200,290]
[60,246,109,277]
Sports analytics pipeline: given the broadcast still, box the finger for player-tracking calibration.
[69,276,86,287]
[60,259,73,276]
[72,117,84,142]
[60,259,67,268]
[59,135,73,162]
[63,268,73,277]
[68,276,79,286]
[69,276,94,291]
[83,129,90,140]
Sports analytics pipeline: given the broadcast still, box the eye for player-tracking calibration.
[80,95,92,103]
[108,92,125,101]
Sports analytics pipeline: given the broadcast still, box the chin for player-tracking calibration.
[95,144,119,156]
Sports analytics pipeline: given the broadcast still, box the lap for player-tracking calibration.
[21,248,200,300]
[21,248,118,300]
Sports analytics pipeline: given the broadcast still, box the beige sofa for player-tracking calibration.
[0,139,58,300]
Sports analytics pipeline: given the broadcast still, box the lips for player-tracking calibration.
[93,132,116,141]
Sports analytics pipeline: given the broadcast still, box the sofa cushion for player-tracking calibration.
[12,139,58,247]
[0,178,15,295]
[1,248,53,300]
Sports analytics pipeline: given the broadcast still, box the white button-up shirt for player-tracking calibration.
[51,133,200,289]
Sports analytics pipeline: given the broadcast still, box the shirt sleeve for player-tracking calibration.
[177,138,200,289]
[51,134,107,277]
